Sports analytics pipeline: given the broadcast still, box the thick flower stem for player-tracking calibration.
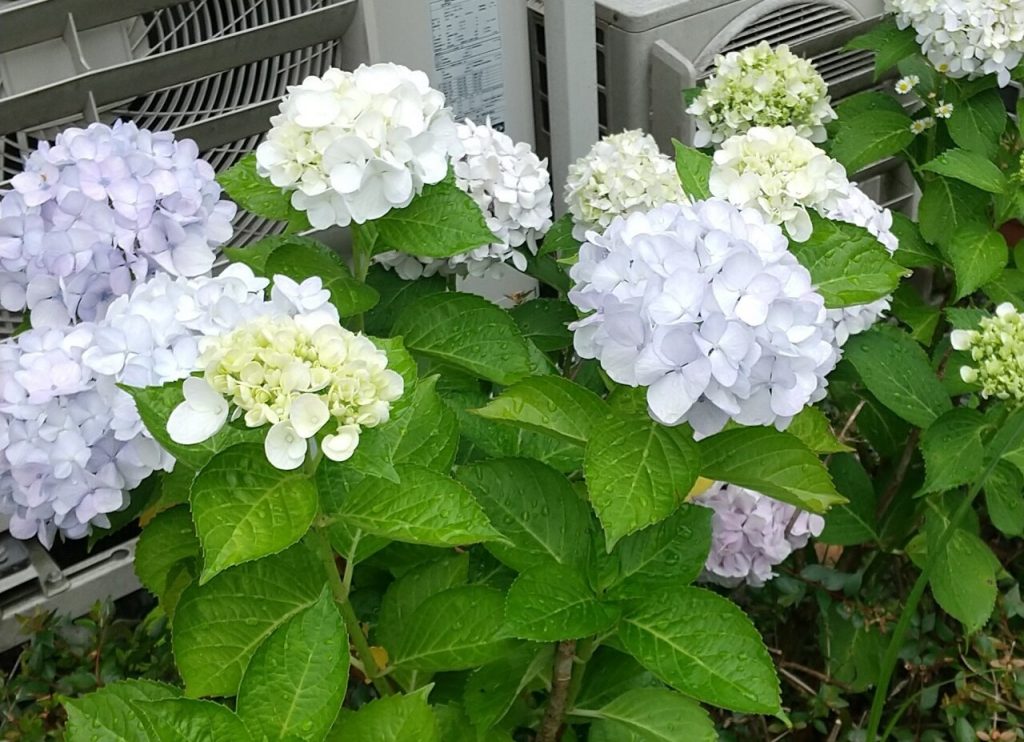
[538,640,577,742]
[313,527,392,697]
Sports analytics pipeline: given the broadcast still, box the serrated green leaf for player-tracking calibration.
[64,680,181,742]
[591,687,717,742]
[844,327,952,427]
[456,457,597,572]
[921,148,1007,193]
[833,89,907,120]
[263,236,379,317]
[374,179,496,257]
[236,589,348,742]
[985,459,1024,536]
[785,407,853,454]
[822,602,885,693]
[189,444,317,583]
[329,688,439,742]
[391,586,520,671]
[618,587,780,714]
[135,505,199,613]
[984,267,1024,306]
[334,464,501,547]
[463,646,553,732]
[942,224,1009,300]
[510,298,576,351]
[143,465,196,522]
[574,649,661,710]
[892,282,941,344]
[926,518,998,632]
[363,266,447,336]
[121,381,263,470]
[326,520,389,566]
[472,376,608,445]
[672,140,712,200]
[829,110,914,173]
[172,543,326,697]
[890,212,944,268]
[845,17,920,78]
[920,408,989,493]
[393,293,534,385]
[918,177,990,250]
[584,416,701,548]
[819,455,880,546]
[698,427,843,513]
[947,89,1007,158]
[377,553,470,651]
[223,235,287,273]
[538,213,580,257]
[504,563,619,641]
[130,698,250,742]
[217,153,310,232]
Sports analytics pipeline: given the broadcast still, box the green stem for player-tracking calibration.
[865,410,1024,739]
[564,636,598,712]
[313,527,392,696]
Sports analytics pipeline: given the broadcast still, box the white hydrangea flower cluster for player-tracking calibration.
[255,63,462,229]
[953,302,1024,401]
[887,0,1024,87]
[0,121,235,327]
[374,118,553,279]
[695,482,825,587]
[687,42,837,148]
[169,311,404,470]
[564,130,688,240]
[568,200,837,436]
[709,126,849,242]
[821,185,901,346]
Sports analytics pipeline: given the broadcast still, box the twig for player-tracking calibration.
[538,640,577,742]
[779,660,857,693]
[826,719,843,742]
[778,666,816,697]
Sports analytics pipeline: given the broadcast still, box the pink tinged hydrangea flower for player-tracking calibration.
[568,200,837,436]
[695,482,825,587]
[0,121,235,326]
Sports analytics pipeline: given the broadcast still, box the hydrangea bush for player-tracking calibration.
[1,11,1020,737]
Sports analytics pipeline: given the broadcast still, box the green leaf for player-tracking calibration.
[672,140,712,200]
[942,224,1008,300]
[574,649,661,710]
[918,177,990,250]
[785,407,853,454]
[134,505,200,613]
[927,521,998,632]
[223,235,287,273]
[845,17,920,78]
[829,110,914,173]
[456,458,597,572]
[892,282,941,344]
[329,688,439,742]
[510,298,575,351]
[334,464,501,547]
[538,213,580,257]
[985,460,1024,536]
[121,381,262,470]
[890,212,944,268]
[833,89,908,120]
[472,376,608,446]
[843,327,952,427]
[819,455,880,546]
[263,236,379,317]
[698,427,843,514]
[129,698,250,742]
[584,416,701,548]
[921,148,1007,193]
[504,563,619,641]
[326,520,389,566]
[236,589,348,742]
[920,408,989,493]
[374,179,495,257]
[391,586,519,671]
[822,602,885,692]
[464,646,553,732]
[172,543,326,697]
[64,680,181,742]
[947,89,1007,158]
[607,504,712,598]
[984,268,1024,306]
[363,266,447,336]
[590,687,717,742]
[376,553,470,651]
[393,293,534,385]
[217,153,310,232]
[618,587,780,714]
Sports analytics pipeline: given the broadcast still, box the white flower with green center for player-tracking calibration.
[687,41,836,148]
[167,312,404,469]
[953,303,1024,402]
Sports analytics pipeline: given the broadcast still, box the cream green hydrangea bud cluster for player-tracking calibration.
[952,303,1024,402]
[168,312,404,470]
[686,41,836,148]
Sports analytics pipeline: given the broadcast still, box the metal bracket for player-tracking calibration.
[649,40,697,153]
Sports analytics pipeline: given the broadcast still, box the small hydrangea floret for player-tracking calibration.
[953,303,1024,402]
[687,42,836,147]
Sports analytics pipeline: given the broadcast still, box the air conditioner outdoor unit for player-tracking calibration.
[0,0,535,650]
[527,0,916,213]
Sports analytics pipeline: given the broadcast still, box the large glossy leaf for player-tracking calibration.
[920,408,989,493]
[328,688,439,741]
[607,505,712,597]
[819,455,880,546]
[829,110,914,173]
[673,140,712,200]
[947,89,1007,157]
[918,177,989,250]
[504,563,619,641]
[263,235,379,317]
[217,153,309,231]
[376,553,469,651]
[463,645,552,732]
[589,687,717,742]
[921,147,1007,193]
[471,376,608,445]
[64,680,181,742]
[510,298,576,350]
[129,698,250,742]
[941,224,1008,300]
[134,505,199,617]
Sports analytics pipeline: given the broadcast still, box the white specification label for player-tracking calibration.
[429,0,506,130]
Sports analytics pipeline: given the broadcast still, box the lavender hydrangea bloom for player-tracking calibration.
[568,200,837,436]
[695,481,825,587]
[0,121,236,327]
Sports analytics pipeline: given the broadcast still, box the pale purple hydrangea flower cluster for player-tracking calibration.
[568,200,837,436]
[695,481,825,587]
[0,121,235,327]
[374,118,553,280]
